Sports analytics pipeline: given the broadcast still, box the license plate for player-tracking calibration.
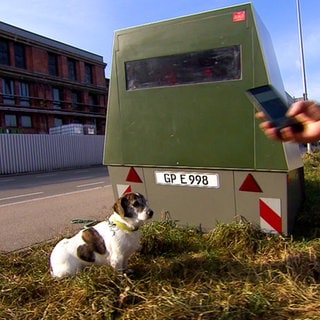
[155,171,219,188]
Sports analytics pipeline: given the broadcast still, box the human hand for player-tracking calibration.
[256,100,320,143]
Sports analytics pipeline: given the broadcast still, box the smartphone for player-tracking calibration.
[246,84,304,132]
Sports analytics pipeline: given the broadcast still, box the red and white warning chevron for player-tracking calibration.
[259,198,282,234]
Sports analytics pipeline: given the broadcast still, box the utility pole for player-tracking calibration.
[296,0,311,152]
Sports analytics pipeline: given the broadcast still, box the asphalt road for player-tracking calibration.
[0,166,115,252]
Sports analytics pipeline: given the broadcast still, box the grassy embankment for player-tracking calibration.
[1,151,320,319]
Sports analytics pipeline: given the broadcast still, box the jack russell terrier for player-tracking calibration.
[50,192,153,278]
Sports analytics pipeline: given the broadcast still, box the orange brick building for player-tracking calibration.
[0,21,108,134]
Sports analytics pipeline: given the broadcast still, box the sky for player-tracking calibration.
[0,0,319,100]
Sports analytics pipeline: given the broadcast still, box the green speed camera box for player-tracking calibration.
[104,3,304,235]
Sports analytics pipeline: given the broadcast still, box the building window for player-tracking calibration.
[88,93,97,106]
[14,43,26,68]
[21,115,32,128]
[48,52,58,76]
[54,117,63,127]
[73,118,82,124]
[18,81,30,106]
[85,63,93,84]
[2,79,14,104]
[68,58,77,81]
[52,87,61,109]
[71,91,80,109]
[5,114,17,127]
[88,93,98,112]
[0,38,9,65]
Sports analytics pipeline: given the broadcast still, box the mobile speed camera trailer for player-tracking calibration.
[104,3,304,235]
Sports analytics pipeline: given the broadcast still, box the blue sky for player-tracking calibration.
[0,0,319,100]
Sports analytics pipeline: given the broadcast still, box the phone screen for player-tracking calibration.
[246,84,304,132]
[247,85,288,120]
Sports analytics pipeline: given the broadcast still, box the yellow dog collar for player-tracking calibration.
[109,216,135,232]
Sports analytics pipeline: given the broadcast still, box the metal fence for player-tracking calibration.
[0,134,105,175]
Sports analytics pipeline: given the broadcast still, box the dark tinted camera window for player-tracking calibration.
[125,45,241,90]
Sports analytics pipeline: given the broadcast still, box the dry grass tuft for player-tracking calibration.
[1,151,320,319]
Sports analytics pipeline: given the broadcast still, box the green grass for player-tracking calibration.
[1,151,320,319]
[294,149,320,239]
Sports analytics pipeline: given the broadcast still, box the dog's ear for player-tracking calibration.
[112,196,127,217]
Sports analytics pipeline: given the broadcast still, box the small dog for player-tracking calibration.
[50,192,153,278]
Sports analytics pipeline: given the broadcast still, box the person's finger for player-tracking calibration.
[261,126,281,141]
[259,121,273,130]
[286,100,313,117]
[277,127,295,141]
[255,111,265,119]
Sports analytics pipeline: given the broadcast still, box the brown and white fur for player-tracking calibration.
[49,192,153,278]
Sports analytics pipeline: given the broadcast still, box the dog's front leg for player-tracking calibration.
[110,255,128,273]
